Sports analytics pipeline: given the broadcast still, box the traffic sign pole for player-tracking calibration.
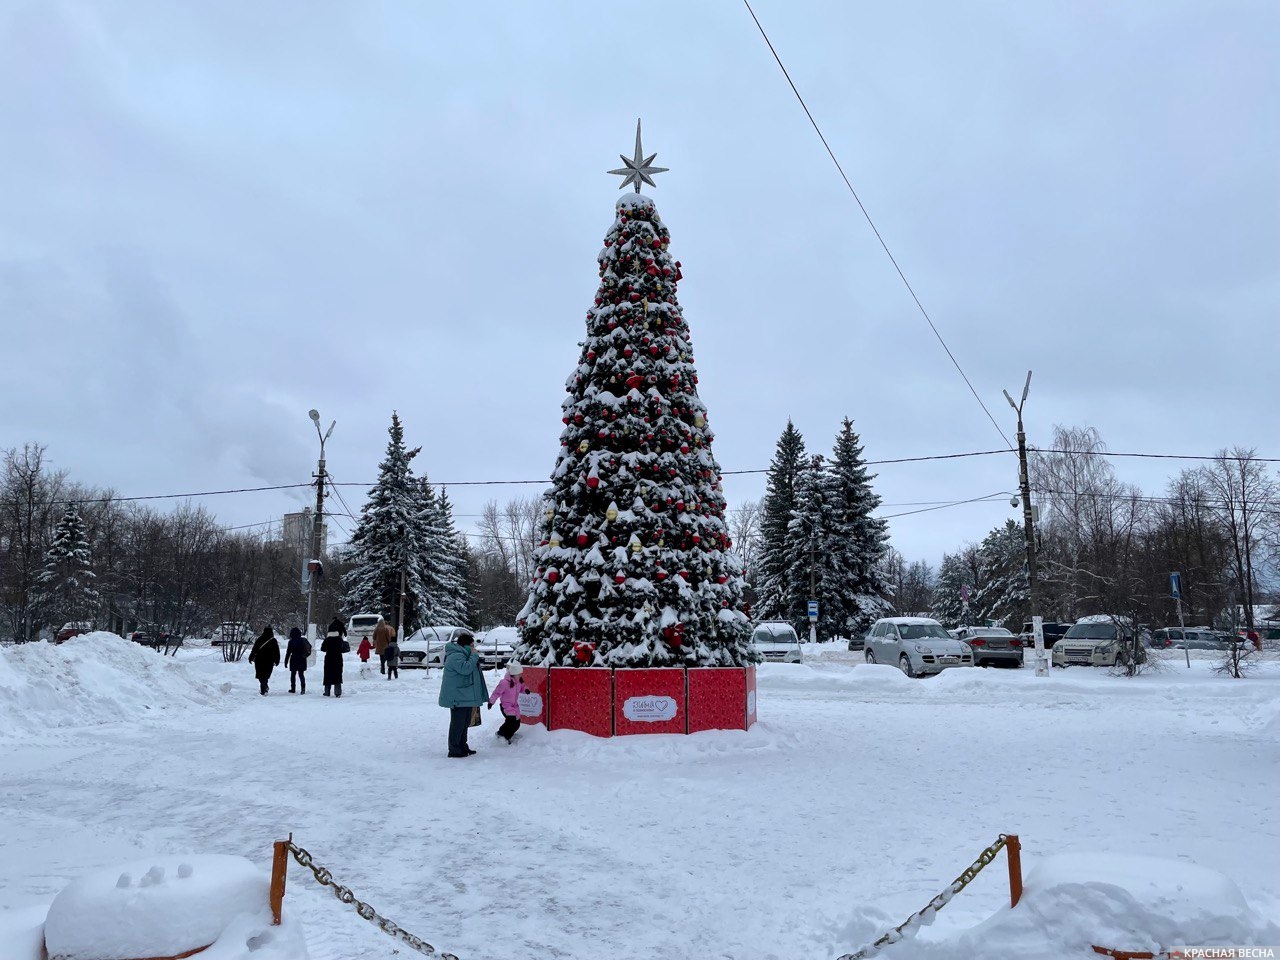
[1032,615,1048,677]
[1171,572,1189,669]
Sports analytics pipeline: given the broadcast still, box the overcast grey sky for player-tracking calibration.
[2,1,1277,565]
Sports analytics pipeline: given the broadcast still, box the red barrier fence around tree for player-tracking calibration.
[687,667,748,733]
[547,667,613,737]
[518,667,549,727]
[614,668,687,736]
[523,665,756,738]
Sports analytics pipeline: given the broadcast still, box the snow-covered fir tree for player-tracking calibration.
[782,455,830,639]
[414,479,470,626]
[34,504,99,627]
[515,193,753,667]
[822,419,890,637]
[342,413,431,629]
[970,520,1029,627]
[756,420,806,621]
[930,547,981,627]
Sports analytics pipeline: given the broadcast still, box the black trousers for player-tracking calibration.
[379,650,386,674]
[448,707,472,756]
[258,677,269,695]
[386,660,398,680]
[290,669,305,693]
[497,712,520,741]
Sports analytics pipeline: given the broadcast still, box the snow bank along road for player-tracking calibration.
[2,638,1279,960]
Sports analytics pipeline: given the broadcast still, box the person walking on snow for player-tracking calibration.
[248,626,280,696]
[384,633,400,681]
[438,631,487,757]
[321,617,347,697]
[488,661,529,743]
[357,636,373,678]
[373,617,394,675]
[285,626,311,694]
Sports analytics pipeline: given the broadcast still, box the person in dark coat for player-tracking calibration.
[321,617,347,697]
[284,626,311,694]
[384,634,400,681]
[248,627,280,696]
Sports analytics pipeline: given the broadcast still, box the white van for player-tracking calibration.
[348,613,382,648]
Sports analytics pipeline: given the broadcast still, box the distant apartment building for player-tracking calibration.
[282,509,328,558]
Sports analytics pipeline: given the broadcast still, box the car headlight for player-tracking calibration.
[913,644,928,654]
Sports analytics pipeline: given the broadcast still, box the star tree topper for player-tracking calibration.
[608,119,669,193]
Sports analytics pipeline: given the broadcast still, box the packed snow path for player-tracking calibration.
[3,643,1279,959]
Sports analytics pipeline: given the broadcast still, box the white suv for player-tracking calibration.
[864,617,974,677]
[750,622,803,663]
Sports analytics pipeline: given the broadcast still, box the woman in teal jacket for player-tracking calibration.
[438,632,488,757]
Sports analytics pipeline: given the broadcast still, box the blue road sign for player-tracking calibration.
[1170,572,1182,600]
[807,600,819,621]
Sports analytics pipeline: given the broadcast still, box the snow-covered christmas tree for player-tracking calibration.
[34,504,99,628]
[783,454,829,639]
[414,479,470,626]
[970,520,1028,627]
[343,413,432,628]
[822,418,890,636]
[756,420,807,622]
[515,122,753,668]
[930,551,973,627]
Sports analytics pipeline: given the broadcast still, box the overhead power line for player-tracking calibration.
[7,447,1271,512]
[48,482,312,506]
[1028,448,1280,464]
[740,0,1014,449]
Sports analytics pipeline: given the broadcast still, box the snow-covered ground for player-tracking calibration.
[2,635,1279,959]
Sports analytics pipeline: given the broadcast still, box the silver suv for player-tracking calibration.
[864,617,973,677]
[951,626,1023,668]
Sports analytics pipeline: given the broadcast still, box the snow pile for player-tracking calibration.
[42,854,306,960]
[880,853,1280,959]
[0,633,221,739]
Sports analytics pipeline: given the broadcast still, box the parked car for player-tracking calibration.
[951,626,1023,668]
[125,631,157,647]
[1150,627,1221,650]
[56,621,92,643]
[210,622,251,646]
[750,621,803,663]
[477,627,518,669]
[864,617,974,677]
[847,630,870,652]
[399,625,471,669]
[1017,621,1072,650]
[1051,616,1145,668]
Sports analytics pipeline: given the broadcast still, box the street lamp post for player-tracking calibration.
[306,409,335,645]
[1003,372,1046,677]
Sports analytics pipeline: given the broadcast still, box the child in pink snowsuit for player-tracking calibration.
[487,662,529,743]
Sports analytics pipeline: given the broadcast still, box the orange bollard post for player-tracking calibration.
[270,836,290,926]
[1005,834,1023,908]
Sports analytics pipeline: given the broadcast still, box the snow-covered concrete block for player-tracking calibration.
[44,854,269,960]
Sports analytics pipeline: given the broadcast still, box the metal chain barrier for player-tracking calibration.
[285,841,460,960]
[835,835,1011,960]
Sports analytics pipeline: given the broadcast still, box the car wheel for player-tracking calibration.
[865,650,875,664]
[899,654,915,678]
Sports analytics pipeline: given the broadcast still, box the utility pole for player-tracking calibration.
[1004,372,1046,677]
[306,409,335,645]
